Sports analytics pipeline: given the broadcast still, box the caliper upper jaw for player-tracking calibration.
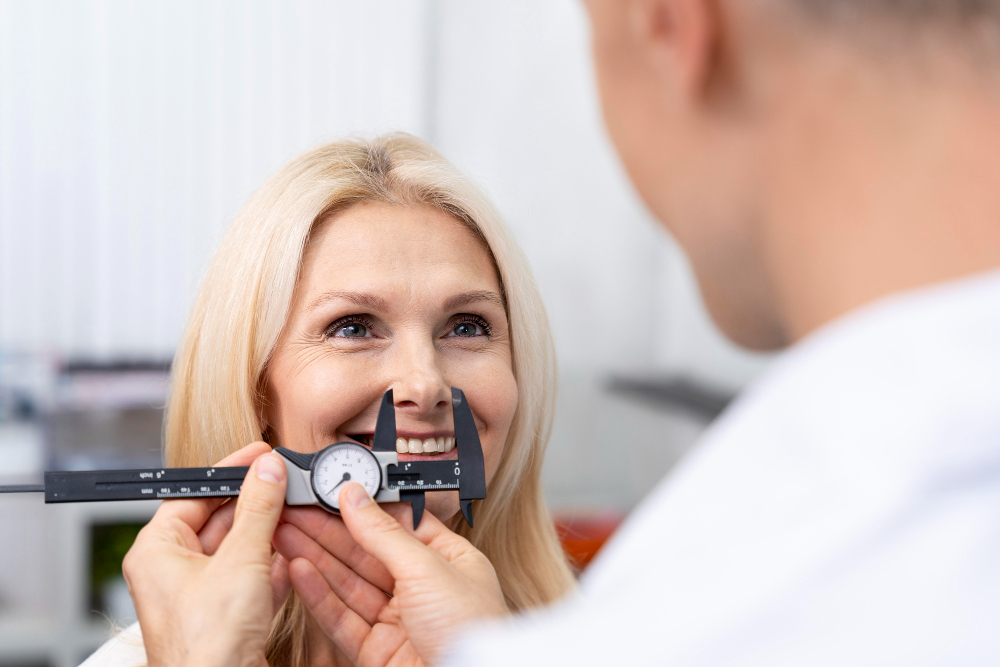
[371,389,401,504]
[452,387,486,529]
[371,389,397,452]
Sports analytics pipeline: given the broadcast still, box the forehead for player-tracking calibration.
[298,201,501,303]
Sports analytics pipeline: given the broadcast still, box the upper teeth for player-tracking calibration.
[395,436,455,454]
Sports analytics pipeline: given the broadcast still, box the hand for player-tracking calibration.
[274,483,508,666]
[122,443,290,667]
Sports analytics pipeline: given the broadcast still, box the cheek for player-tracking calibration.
[265,351,372,447]
[463,364,518,484]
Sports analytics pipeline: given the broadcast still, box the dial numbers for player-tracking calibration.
[311,442,382,512]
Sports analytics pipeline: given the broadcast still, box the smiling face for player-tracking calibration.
[263,201,518,521]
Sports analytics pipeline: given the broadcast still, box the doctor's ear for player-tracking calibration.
[589,0,724,100]
[634,0,723,98]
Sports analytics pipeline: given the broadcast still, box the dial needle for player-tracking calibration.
[329,472,351,493]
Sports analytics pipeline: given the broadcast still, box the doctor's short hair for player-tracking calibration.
[792,0,1000,28]
[784,0,1000,62]
[165,133,573,664]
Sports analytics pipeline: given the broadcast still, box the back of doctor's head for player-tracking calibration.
[586,0,1000,352]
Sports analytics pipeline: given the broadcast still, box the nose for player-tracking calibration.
[390,337,451,416]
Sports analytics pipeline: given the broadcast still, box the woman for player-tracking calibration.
[83,134,574,666]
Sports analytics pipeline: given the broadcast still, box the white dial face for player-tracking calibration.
[311,443,382,511]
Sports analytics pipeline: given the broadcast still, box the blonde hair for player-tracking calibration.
[165,133,575,664]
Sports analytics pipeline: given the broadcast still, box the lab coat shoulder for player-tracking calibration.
[78,622,146,667]
[445,270,1000,666]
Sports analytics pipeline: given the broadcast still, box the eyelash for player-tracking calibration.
[323,314,494,339]
[451,314,493,337]
[324,315,377,339]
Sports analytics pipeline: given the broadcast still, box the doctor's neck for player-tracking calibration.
[753,30,1000,346]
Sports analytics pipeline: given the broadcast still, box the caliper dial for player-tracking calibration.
[311,442,383,512]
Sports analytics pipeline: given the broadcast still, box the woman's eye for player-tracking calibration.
[453,322,482,337]
[448,318,490,337]
[331,322,372,338]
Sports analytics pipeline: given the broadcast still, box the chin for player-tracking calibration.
[423,491,460,525]
[698,269,789,351]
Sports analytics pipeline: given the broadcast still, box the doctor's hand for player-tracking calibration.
[274,483,508,666]
[122,444,291,667]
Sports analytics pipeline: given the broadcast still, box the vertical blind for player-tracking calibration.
[0,0,431,358]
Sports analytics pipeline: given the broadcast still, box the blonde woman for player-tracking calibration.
[81,134,574,666]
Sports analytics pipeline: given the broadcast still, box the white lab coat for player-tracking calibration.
[445,270,1000,666]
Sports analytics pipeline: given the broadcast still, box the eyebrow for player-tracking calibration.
[442,290,506,311]
[306,289,505,314]
[307,291,389,313]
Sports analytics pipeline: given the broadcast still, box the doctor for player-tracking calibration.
[325,0,1000,664]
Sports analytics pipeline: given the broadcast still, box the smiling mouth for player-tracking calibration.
[350,434,456,456]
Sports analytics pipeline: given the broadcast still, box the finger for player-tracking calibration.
[217,452,287,565]
[337,483,451,582]
[274,523,390,625]
[150,442,272,535]
[271,552,292,614]
[288,558,371,663]
[281,506,395,593]
[198,499,237,555]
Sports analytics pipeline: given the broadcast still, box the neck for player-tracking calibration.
[760,50,1000,341]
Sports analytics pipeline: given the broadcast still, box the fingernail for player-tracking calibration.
[256,453,286,484]
[344,483,373,508]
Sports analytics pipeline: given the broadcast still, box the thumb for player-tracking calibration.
[338,483,437,578]
[219,452,287,564]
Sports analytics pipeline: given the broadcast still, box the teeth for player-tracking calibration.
[391,436,456,455]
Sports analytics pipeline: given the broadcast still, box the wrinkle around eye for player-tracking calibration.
[278,336,382,380]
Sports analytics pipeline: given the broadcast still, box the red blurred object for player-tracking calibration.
[554,511,625,572]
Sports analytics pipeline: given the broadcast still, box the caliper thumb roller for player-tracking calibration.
[0,387,488,529]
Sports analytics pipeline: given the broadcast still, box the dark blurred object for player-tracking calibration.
[43,360,171,470]
[89,522,145,619]
[44,407,164,470]
[607,374,735,422]
[555,511,625,572]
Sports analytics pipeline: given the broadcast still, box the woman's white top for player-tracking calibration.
[80,622,145,666]
[445,270,1000,666]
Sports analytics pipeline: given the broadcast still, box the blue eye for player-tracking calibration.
[453,322,482,337]
[331,321,372,338]
[449,316,491,337]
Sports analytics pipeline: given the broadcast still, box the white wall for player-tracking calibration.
[0,0,768,388]
[433,0,770,386]
[0,0,431,358]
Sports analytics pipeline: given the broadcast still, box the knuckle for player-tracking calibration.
[345,542,369,568]
[369,511,402,536]
[239,491,281,517]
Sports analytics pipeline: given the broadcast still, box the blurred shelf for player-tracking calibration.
[606,374,735,422]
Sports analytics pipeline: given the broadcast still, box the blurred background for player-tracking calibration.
[0,1,770,664]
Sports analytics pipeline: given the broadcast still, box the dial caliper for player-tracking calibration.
[0,387,487,528]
